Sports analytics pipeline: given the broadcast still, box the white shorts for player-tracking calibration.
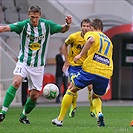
[13,62,44,91]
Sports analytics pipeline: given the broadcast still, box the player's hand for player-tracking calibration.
[65,15,72,25]
[74,54,81,63]
[62,62,69,72]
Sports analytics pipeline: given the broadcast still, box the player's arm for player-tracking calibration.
[62,43,69,63]
[80,36,94,56]
[0,25,11,33]
[60,15,72,33]
[62,43,69,72]
[74,36,94,62]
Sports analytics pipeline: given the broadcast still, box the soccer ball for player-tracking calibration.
[43,83,59,100]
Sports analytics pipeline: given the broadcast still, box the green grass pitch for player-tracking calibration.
[0,106,133,133]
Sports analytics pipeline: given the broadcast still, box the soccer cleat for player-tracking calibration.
[52,118,63,127]
[0,113,5,122]
[97,113,105,127]
[90,112,96,118]
[130,120,133,126]
[19,115,30,124]
[69,107,77,118]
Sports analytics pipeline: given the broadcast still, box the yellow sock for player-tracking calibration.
[71,92,78,109]
[92,98,102,117]
[58,90,75,121]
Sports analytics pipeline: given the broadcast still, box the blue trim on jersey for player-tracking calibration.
[68,65,82,81]
[73,69,109,96]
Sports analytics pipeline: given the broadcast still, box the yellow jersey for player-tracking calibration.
[65,31,87,66]
[83,31,113,79]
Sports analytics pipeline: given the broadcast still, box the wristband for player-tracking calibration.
[65,22,71,27]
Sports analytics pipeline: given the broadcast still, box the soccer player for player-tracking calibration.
[52,18,113,127]
[0,5,72,124]
[62,18,95,118]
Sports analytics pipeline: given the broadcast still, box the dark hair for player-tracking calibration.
[91,18,103,31]
[80,19,91,27]
[28,5,41,13]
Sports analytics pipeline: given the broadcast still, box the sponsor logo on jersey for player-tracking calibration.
[27,34,45,41]
[29,42,41,51]
[93,53,110,66]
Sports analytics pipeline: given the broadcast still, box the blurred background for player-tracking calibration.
[0,0,132,105]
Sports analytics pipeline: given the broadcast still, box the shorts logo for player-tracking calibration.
[93,53,110,66]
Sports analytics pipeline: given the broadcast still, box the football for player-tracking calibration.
[43,83,59,100]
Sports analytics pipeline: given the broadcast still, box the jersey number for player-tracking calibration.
[98,38,110,56]
[15,67,22,73]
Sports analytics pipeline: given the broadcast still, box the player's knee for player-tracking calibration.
[68,82,77,93]
[30,90,39,101]
[88,84,93,91]
[12,79,21,88]
[30,94,38,102]
[66,89,75,96]
[70,88,77,93]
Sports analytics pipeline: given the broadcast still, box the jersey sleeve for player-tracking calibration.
[65,34,73,46]
[84,32,94,41]
[9,20,27,34]
[47,20,62,35]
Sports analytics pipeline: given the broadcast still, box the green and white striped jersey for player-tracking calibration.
[9,18,62,67]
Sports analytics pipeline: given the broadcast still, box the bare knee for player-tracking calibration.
[30,90,40,102]
[88,84,93,91]
[69,82,78,93]
[12,79,21,88]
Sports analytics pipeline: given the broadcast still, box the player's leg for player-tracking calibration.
[52,69,93,126]
[0,63,24,122]
[58,89,74,120]
[88,84,95,117]
[19,66,43,124]
[92,77,109,127]
[69,92,77,118]
[52,83,76,126]
[0,77,21,121]
[19,89,39,124]
[68,66,81,118]
[92,94,104,127]
[92,94,102,117]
